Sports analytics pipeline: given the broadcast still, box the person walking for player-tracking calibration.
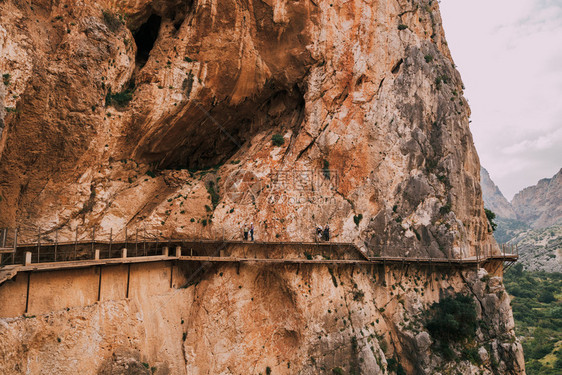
[243,224,248,241]
[316,225,323,242]
[250,222,254,241]
[323,224,330,241]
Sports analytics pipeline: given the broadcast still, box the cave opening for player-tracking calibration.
[139,85,306,172]
[133,14,162,67]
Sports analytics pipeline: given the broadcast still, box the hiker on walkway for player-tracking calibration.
[316,225,323,242]
[323,224,330,241]
[250,222,254,241]
[243,224,248,241]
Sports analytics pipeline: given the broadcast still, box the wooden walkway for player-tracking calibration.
[0,239,518,285]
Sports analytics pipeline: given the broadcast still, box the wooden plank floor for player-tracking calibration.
[0,240,518,285]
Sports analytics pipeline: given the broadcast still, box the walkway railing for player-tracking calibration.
[0,226,518,270]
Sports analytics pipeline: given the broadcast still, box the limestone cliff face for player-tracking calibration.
[512,168,562,229]
[481,167,516,220]
[0,0,524,374]
[0,80,5,140]
[0,0,492,259]
[0,264,524,375]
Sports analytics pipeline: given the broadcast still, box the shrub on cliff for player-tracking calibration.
[485,208,497,232]
[105,87,134,107]
[206,180,220,209]
[271,133,285,146]
[425,294,478,359]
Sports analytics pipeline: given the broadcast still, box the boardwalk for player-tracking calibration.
[0,237,518,286]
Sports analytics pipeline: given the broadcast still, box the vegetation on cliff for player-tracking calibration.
[425,293,479,362]
[504,265,562,374]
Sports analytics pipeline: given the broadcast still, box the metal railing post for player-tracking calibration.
[13,227,17,264]
[74,226,78,260]
[92,227,95,256]
[135,228,138,257]
[37,226,41,263]
[54,229,58,262]
[109,228,113,258]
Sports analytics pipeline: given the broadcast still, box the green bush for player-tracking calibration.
[503,268,562,372]
[353,214,363,226]
[398,24,408,30]
[206,180,220,209]
[424,54,434,63]
[440,202,451,215]
[387,358,405,374]
[322,159,330,179]
[425,294,478,359]
[352,289,364,301]
[462,346,482,365]
[484,208,497,231]
[538,289,556,304]
[105,87,134,107]
[2,73,10,86]
[271,133,285,146]
[434,75,450,89]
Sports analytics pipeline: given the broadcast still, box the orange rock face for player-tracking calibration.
[0,1,524,373]
[0,0,492,259]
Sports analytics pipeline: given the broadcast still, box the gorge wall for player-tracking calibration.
[511,168,562,230]
[0,262,523,375]
[0,0,524,373]
[0,0,492,257]
[480,167,517,221]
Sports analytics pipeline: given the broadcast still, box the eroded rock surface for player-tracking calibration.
[0,0,492,259]
[481,167,517,220]
[0,0,525,373]
[512,168,562,229]
[0,264,524,374]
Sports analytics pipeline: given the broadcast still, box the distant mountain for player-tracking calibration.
[507,224,562,273]
[493,217,529,244]
[480,167,517,219]
[512,168,562,229]
[480,167,562,272]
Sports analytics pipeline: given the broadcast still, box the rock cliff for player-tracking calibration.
[0,0,524,373]
[507,224,562,273]
[481,167,516,220]
[0,264,524,375]
[512,168,562,229]
[0,0,492,258]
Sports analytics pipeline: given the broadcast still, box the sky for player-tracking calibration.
[440,0,562,200]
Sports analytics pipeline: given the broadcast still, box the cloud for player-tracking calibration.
[440,0,562,199]
[502,128,562,155]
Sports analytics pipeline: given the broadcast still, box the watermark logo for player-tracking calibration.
[224,170,262,205]
[225,168,340,206]
[267,168,339,206]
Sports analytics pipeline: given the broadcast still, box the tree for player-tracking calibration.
[485,208,497,232]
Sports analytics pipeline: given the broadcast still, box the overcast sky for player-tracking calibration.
[440,0,562,200]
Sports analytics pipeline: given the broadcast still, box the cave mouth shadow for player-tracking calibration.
[139,84,306,173]
[133,14,162,68]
